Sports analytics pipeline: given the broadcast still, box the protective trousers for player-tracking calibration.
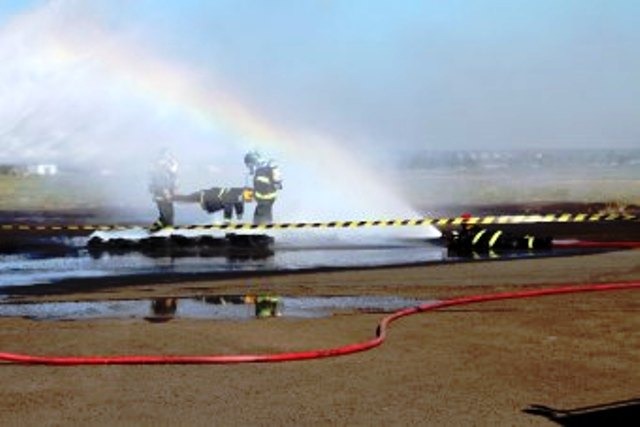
[253,200,274,225]
[223,202,244,222]
[155,199,174,227]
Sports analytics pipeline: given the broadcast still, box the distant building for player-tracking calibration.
[27,164,58,176]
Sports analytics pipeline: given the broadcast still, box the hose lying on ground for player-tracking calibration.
[553,240,640,249]
[0,281,637,365]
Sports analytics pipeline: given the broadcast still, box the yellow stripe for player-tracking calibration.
[472,229,487,245]
[0,211,636,234]
[524,215,543,223]
[526,235,534,249]
[488,230,503,247]
[481,216,495,224]
[254,191,276,200]
[558,213,571,222]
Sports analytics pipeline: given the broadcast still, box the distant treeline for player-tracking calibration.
[0,164,59,176]
[400,149,640,170]
[0,165,24,175]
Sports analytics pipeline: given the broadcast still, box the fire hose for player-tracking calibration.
[0,280,637,365]
[553,240,640,249]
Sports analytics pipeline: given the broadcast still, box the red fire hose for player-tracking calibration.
[553,240,640,249]
[1,281,637,365]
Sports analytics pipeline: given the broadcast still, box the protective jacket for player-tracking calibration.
[448,226,552,255]
[149,157,178,201]
[199,187,245,214]
[173,187,247,221]
[255,295,280,318]
[253,163,282,202]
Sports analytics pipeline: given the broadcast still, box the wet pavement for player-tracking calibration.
[0,231,595,291]
[0,245,445,289]
[0,229,451,289]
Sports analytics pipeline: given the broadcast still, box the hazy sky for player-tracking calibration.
[1,0,638,158]
[122,0,640,150]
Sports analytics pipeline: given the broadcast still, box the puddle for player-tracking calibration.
[0,295,428,322]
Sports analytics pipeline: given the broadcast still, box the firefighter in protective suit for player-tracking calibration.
[447,214,552,256]
[174,187,246,223]
[244,151,283,224]
[149,149,178,230]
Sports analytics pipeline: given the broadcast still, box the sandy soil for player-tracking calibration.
[0,247,638,426]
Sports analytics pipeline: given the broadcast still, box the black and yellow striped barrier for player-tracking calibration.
[0,212,637,233]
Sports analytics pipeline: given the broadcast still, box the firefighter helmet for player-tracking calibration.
[244,151,263,172]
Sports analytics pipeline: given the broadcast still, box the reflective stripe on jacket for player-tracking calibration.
[255,191,277,201]
[253,165,281,202]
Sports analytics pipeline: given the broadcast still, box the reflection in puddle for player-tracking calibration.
[147,297,179,322]
[0,295,426,322]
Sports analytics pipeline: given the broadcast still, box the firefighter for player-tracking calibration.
[447,214,552,255]
[244,151,283,225]
[149,149,178,231]
[146,297,178,322]
[463,227,512,252]
[219,188,245,223]
[254,295,280,318]
[175,187,246,223]
[151,297,178,317]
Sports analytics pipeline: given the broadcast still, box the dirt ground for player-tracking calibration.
[0,247,638,426]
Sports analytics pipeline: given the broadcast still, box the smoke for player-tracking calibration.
[0,0,441,236]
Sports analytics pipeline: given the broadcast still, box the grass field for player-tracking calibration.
[1,160,638,216]
[0,174,106,211]
[397,167,640,210]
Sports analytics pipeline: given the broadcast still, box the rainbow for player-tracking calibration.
[3,5,438,230]
[43,30,420,216]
